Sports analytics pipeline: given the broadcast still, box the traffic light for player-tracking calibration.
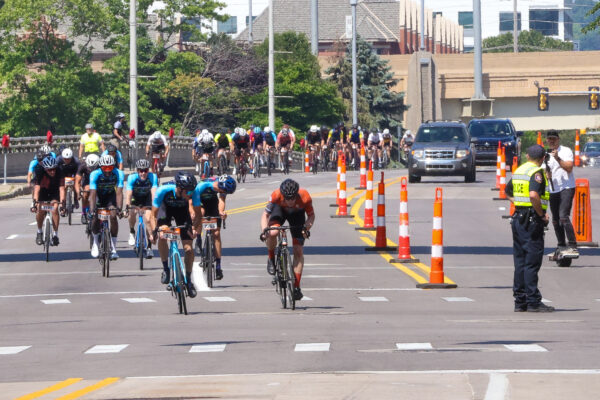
[538,87,549,111]
[589,86,599,110]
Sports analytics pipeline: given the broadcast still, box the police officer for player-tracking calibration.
[505,144,555,313]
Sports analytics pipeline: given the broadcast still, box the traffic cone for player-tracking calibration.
[537,131,543,146]
[573,178,598,247]
[331,155,354,218]
[355,144,367,190]
[390,177,419,263]
[492,141,501,191]
[417,188,457,289]
[502,156,518,219]
[365,172,397,251]
[575,129,581,167]
[304,150,310,173]
[330,152,342,207]
[356,161,376,231]
[493,147,507,200]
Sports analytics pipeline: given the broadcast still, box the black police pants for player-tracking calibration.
[549,188,576,247]
[511,216,545,307]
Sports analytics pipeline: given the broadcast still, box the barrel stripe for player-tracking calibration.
[400,202,408,213]
[433,217,442,230]
[399,225,409,237]
[365,199,373,209]
[377,216,385,226]
[431,245,443,258]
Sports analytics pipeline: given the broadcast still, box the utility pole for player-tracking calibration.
[420,0,425,51]
[268,0,275,129]
[350,0,357,125]
[129,0,138,135]
[249,0,253,45]
[473,0,485,99]
[311,0,318,55]
[513,0,518,53]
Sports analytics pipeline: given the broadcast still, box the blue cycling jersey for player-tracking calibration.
[193,181,225,203]
[89,168,124,197]
[101,150,123,164]
[153,184,202,209]
[127,172,158,198]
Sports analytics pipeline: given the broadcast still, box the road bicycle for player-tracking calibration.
[320,146,329,172]
[217,151,229,175]
[36,201,56,262]
[264,225,298,310]
[199,153,212,179]
[265,146,275,176]
[381,145,390,168]
[64,177,75,225]
[160,225,190,315]
[129,205,151,270]
[279,148,290,175]
[252,150,262,178]
[198,217,226,288]
[96,208,114,278]
[124,139,136,171]
[235,153,248,183]
[150,151,164,181]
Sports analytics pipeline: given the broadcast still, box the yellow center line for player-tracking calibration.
[14,378,83,400]
[54,377,120,400]
[359,236,428,284]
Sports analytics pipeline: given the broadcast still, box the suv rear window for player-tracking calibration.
[469,121,513,138]
[416,126,466,143]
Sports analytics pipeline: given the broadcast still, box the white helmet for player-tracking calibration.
[201,134,213,144]
[405,129,412,135]
[383,128,390,135]
[61,148,73,159]
[264,126,271,133]
[239,128,247,136]
[99,154,115,167]
[86,154,100,168]
[310,125,318,133]
[152,131,162,140]
[201,129,209,135]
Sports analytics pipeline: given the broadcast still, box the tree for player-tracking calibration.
[482,30,574,52]
[572,0,600,50]
[326,36,406,130]
[582,0,600,34]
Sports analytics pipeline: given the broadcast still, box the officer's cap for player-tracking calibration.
[546,130,559,138]
[527,144,545,160]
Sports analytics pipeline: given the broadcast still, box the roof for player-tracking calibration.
[236,0,401,43]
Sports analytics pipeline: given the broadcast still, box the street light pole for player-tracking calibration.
[513,0,518,53]
[350,0,357,125]
[268,0,275,129]
[129,0,138,136]
[249,0,253,45]
[420,0,425,51]
[473,0,485,99]
[311,0,318,55]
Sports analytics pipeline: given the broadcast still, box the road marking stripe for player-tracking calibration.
[121,298,156,303]
[295,343,330,352]
[189,344,227,353]
[359,296,389,302]
[14,378,83,400]
[6,234,18,239]
[41,299,71,304]
[0,346,31,355]
[442,297,474,302]
[360,236,428,284]
[54,377,120,400]
[85,345,129,354]
[396,343,433,350]
[203,296,236,302]
[484,373,508,400]
[504,344,548,352]
[302,296,313,301]
[29,222,37,226]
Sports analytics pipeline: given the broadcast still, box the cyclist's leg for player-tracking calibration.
[288,212,306,288]
[51,201,60,232]
[128,202,137,241]
[265,204,286,273]
[143,208,153,248]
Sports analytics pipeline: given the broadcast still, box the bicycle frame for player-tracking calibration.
[131,206,150,270]
[265,225,296,310]
[97,208,112,277]
[161,226,189,315]
[38,202,55,262]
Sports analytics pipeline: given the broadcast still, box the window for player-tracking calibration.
[181,18,201,42]
[458,12,473,29]
[529,9,558,36]
[246,15,257,26]
[499,12,521,32]
[218,16,237,34]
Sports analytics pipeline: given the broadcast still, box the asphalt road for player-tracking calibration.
[1,166,600,400]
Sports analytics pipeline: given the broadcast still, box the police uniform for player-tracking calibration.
[506,151,552,312]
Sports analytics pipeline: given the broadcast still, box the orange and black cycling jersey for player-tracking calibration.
[265,188,314,216]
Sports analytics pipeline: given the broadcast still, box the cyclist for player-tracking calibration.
[194,175,237,280]
[263,126,277,170]
[193,129,215,178]
[214,130,233,172]
[76,154,99,224]
[231,127,251,176]
[367,129,383,169]
[145,130,169,172]
[400,129,414,162]
[382,128,393,164]
[88,155,124,260]
[101,144,124,171]
[57,148,81,209]
[347,124,364,168]
[79,123,104,159]
[125,159,158,258]
[250,126,264,172]
[152,171,201,298]
[327,122,346,160]
[260,179,314,301]
[112,112,127,148]
[305,125,322,170]
[276,125,296,171]
[31,156,66,246]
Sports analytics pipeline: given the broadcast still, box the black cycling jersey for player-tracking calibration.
[57,156,80,178]
[306,132,321,144]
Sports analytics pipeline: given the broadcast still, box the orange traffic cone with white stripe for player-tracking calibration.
[537,131,543,146]
[492,141,501,191]
[390,177,419,263]
[503,156,519,219]
[575,129,581,167]
[493,146,507,200]
[330,152,343,207]
[365,172,397,251]
[417,188,457,289]
[356,161,376,231]
[355,144,367,190]
[304,150,310,173]
[331,155,354,218]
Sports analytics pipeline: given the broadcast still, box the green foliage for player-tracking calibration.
[572,0,600,50]
[326,36,406,130]
[582,0,600,34]
[482,30,574,52]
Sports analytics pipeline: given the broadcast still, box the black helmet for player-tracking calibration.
[321,125,328,131]
[174,171,197,191]
[35,151,45,162]
[106,144,117,153]
[280,179,299,200]
[337,121,345,128]
[352,124,358,130]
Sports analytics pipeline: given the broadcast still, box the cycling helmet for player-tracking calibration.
[174,171,197,191]
[99,154,115,167]
[86,154,100,168]
[405,129,412,135]
[41,156,58,170]
[106,144,117,153]
[116,112,125,119]
[310,125,318,133]
[383,128,390,135]
[39,145,52,155]
[338,121,345,128]
[201,135,213,144]
[151,131,162,140]
[239,128,248,136]
[321,125,328,131]
[201,129,209,135]
[280,178,299,200]
[35,151,45,162]
[61,148,73,159]
[217,175,237,194]
[352,124,359,130]
[136,159,150,170]
[254,126,261,134]
[85,123,93,129]
[264,126,272,133]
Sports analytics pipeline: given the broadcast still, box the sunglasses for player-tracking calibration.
[101,166,114,172]
[138,169,149,173]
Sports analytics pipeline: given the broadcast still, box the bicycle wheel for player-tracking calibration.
[137,224,144,270]
[282,247,295,310]
[283,152,289,175]
[103,227,111,278]
[202,234,213,288]
[66,188,72,225]
[279,249,288,309]
[236,160,242,183]
[173,254,188,315]
[312,153,318,174]
[203,161,210,178]
[219,155,227,175]
[44,217,51,262]
[267,153,272,176]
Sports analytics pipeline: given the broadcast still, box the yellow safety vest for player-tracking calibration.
[81,132,102,153]
[512,161,549,210]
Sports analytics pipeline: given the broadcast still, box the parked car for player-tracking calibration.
[581,141,600,167]
[408,121,476,183]
[467,118,522,168]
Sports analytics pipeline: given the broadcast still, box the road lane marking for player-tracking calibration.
[203,296,236,302]
[359,296,389,302]
[295,343,330,352]
[396,343,433,350]
[29,222,37,226]
[484,373,508,400]
[121,298,156,303]
[54,377,120,400]
[6,234,18,239]
[14,378,83,400]
[41,299,71,304]
[0,290,167,298]
[442,297,474,302]
[542,298,552,303]
[189,344,227,353]
[85,344,129,354]
[302,275,356,278]
[504,344,548,352]
[301,296,313,301]
[360,237,428,284]
[0,346,31,354]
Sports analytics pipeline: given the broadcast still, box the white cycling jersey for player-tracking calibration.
[368,132,382,144]
[147,134,168,147]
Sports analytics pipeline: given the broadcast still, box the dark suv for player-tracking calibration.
[467,118,522,167]
[408,121,476,183]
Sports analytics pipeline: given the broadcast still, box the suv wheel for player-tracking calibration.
[408,174,421,183]
[465,166,476,183]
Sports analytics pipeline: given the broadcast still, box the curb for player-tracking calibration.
[0,185,32,201]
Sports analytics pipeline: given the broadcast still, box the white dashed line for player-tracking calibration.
[442,297,474,302]
[5,234,18,240]
[484,373,508,400]
[359,297,389,302]
[41,299,71,304]
[0,346,31,355]
[85,344,129,354]
[301,296,313,301]
[203,297,236,302]
[542,298,552,303]
[189,344,227,353]
[121,298,156,303]
[29,222,37,226]
[504,344,548,352]
[294,343,330,352]
[396,343,433,351]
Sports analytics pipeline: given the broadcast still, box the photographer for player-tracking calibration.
[544,130,578,258]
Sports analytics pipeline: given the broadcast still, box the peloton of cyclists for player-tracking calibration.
[125,159,158,259]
